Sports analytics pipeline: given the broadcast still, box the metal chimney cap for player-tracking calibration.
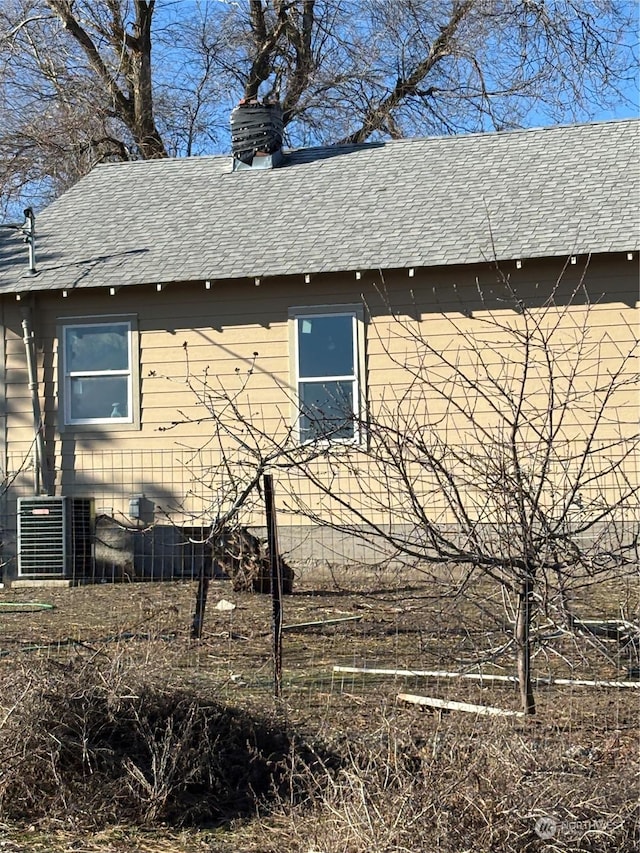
[231,101,284,169]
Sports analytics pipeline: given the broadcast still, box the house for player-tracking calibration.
[0,117,638,581]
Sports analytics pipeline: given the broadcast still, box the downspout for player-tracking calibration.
[13,208,50,495]
[21,304,50,495]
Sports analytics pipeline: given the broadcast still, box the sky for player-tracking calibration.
[1,0,638,222]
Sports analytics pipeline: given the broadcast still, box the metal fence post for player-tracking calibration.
[264,474,283,697]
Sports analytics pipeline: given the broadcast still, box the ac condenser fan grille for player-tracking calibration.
[17,497,94,577]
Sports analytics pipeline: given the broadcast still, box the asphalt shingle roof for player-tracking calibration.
[0,119,638,294]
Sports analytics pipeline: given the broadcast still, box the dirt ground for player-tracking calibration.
[0,568,638,852]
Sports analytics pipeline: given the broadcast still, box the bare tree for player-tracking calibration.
[0,0,160,213]
[1,1,637,212]
[153,258,638,713]
[42,0,166,159]
[208,0,639,144]
[156,352,290,531]
[283,261,639,714]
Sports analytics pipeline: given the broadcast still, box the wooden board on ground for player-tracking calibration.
[398,692,525,717]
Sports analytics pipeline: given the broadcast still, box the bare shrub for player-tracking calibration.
[0,658,331,828]
[0,656,637,850]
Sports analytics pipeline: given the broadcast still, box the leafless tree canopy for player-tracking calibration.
[0,0,637,213]
[158,261,639,714]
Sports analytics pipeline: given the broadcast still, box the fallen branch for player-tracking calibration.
[398,693,525,717]
[283,615,363,631]
[333,666,640,689]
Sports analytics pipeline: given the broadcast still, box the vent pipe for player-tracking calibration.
[230,101,284,171]
[23,207,37,275]
[0,207,38,276]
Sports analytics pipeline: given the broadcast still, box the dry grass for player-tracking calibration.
[0,570,638,851]
[0,656,339,829]
[259,707,639,852]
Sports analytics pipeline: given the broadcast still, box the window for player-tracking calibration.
[290,305,365,443]
[60,317,139,428]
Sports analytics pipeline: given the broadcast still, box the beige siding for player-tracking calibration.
[1,253,637,528]
[0,298,5,488]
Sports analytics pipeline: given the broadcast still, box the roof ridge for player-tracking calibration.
[376,116,640,145]
[92,117,638,169]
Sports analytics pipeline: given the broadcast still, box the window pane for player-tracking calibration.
[66,324,129,372]
[299,380,355,441]
[298,315,353,378]
[69,377,129,421]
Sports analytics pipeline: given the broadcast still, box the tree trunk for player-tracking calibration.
[191,567,210,640]
[131,0,167,159]
[515,575,536,715]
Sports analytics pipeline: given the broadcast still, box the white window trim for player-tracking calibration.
[289,303,366,445]
[57,314,141,432]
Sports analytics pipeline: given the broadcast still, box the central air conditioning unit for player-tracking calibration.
[17,496,95,578]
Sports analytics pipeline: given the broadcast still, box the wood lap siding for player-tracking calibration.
[0,299,5,488]
[0,254,636,524]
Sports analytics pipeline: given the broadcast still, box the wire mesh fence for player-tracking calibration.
[0,446,638,850]
[1,446,637,712]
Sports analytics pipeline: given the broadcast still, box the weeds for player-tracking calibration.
[0,657,333,829]
[256,712,639,853]
[0,575,637,852]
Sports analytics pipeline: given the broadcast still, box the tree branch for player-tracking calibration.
[338,0,476,144]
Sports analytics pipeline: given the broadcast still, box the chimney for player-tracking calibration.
[231,100,284,171]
